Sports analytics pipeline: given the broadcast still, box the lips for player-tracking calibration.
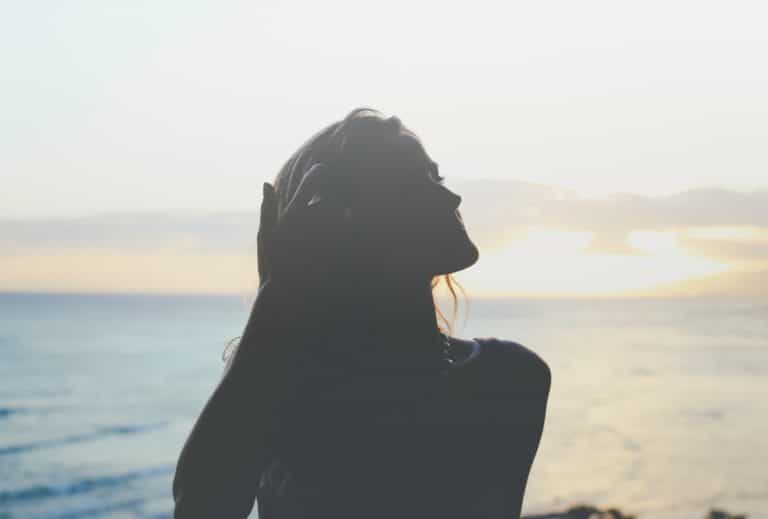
[454,210,466,228]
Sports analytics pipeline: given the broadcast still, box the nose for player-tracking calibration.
[446,190,462,210]
[386,116,402,132]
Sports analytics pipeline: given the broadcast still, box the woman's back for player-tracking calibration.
[256,336,551,519]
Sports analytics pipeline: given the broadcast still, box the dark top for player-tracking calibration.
[254,336,551,519]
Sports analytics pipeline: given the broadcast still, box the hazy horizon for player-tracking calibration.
[2,178,766,297]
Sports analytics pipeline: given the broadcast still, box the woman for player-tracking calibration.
[172,108,552,519]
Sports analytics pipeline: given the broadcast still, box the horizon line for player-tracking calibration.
[1,288,764,302]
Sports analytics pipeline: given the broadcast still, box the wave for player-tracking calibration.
[25,495,174,519]
[0,421,167,456]
[29,498,147,519]
[0,465,173,504]
[0,406,25,419]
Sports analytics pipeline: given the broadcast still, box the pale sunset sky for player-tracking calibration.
[2,1,768,298]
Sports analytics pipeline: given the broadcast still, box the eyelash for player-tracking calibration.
[429,166,445,184]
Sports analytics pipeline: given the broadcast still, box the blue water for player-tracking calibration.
[1,292,766,519]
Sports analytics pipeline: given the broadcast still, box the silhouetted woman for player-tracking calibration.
[172,108,552,519]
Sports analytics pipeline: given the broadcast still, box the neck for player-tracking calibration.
[318,272,444,350]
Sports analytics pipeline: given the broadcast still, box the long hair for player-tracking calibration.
[223,107,468,363]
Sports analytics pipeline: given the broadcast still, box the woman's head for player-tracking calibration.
[269,107,477,336]
[272,107,479,279]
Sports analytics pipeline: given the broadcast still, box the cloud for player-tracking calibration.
[0,211,259,253]
[4,182,768,259]
[677,231,768,265]
[535,188,768,231]
[457,183,768,258]
[2,180,768,295]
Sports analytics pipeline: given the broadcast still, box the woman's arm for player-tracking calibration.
[172,280,310,519]
[172,167,339,517]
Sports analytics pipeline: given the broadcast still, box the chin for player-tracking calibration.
[365,235,479,277]
[429,241,479,276]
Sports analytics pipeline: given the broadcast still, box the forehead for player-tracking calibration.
[335,116,437,184]
[393,126,436,170]
[368,134,435,187]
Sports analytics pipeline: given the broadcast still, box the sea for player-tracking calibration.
[1,292,766,519]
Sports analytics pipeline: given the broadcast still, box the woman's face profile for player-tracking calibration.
[336,115,480,277]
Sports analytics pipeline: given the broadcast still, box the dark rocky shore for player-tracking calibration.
[523,504,748,519]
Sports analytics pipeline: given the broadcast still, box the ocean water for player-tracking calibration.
[1,292,766,519]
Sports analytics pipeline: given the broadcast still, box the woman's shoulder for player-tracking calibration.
[453,336,551,390]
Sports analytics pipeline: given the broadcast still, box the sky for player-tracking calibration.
[2,1,768,297]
